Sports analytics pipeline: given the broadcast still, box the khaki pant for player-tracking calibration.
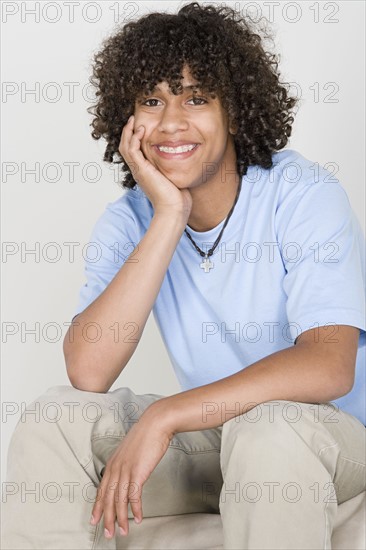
[2,385,365,549]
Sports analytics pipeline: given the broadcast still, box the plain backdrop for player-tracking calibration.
[1,0,365,479]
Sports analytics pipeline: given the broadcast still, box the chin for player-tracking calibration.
[168,177,188,188]
[171,178,200,190]
[161,175,192,189]
[157,170,194,189]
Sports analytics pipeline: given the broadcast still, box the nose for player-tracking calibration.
[157,100,189,134]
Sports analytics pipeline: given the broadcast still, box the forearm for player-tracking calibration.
[150,343,351,435]
[64,212,186,392]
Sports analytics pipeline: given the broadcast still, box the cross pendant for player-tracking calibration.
[200,254,214,272]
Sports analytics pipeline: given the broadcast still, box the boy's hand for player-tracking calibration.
[90,404,173,539]
[119,116,193,220]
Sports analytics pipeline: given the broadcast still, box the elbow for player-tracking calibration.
[63,343,110,394]
[336,377,355,399]
[64,353,85,391]
[328,370,355,401]
[63,325,126,393]
[66,363,111,394]
[63,337,79,388]
[335,358,356,399]
[67,371,84,391]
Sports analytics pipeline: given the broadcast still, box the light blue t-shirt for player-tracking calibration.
[73,149,366,426]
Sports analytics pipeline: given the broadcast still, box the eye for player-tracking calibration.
[140,96,208,107]
[187,96,207,105]
[142,98,161,107]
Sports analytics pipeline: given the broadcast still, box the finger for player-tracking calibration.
[115,479,142,535]
[128,480,143,525]
[115,479,131,536]
[90,477,107,526]
[103,477,119,539]
[127,126,149,183]
[128,126,146,160]
[118,115,135,160]
[127,123,144,150]
[119,120,146,182]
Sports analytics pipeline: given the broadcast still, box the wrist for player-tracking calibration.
[141,398,177,439]
[152,211,189,234]
[152,194,191,222]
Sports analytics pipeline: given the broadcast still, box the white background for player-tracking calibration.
[1,0,365,478]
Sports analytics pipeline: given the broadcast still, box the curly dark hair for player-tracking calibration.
[87,2,299,190]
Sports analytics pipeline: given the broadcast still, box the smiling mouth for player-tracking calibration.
[157,144,198,153]
[153,143,200,158]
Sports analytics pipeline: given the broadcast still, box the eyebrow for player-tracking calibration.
[135,83,206,102]
[153,84,201,92]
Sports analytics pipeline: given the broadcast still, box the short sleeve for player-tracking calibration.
[276,180,366,343]
[72,199,140,320]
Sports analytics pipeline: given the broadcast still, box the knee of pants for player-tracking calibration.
[15,384,143,428]
[13,385,108,428]
[8,383,160,453]
[220,399,337,474]
[7,385,133,457]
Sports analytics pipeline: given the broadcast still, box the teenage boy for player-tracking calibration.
[3,3,365,549]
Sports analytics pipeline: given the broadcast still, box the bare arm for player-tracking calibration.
[63,212,187,392]
[64,116,192,392]
[151,325,359,434]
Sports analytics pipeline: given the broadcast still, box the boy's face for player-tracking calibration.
[133,65,237,189]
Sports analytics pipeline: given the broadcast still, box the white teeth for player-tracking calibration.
[157,144,197,154]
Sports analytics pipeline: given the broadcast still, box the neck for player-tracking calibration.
[186,148,240,233]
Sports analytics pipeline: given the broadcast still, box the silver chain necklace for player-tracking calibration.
[184,179,242,272]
